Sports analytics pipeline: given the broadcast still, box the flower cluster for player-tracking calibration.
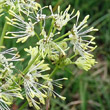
[5,10,35,43]
[0,47,23,109]
[0,78,23,109]
[0,48,23,78]
[0,0,98,109]
[24,46,67,109]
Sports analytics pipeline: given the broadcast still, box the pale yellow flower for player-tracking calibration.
[49,5,77,30]
[69,11,98,57]
[5,10,35,43]
[75,55,97,71]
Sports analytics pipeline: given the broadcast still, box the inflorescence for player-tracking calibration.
[0,0,98,109]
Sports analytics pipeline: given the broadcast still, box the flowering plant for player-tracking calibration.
[0,0,98,109]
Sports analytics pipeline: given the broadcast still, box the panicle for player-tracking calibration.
[23,58,51,109]
[75,55,97,71]
[20,0,41,15]
[37,28,66,58]
[0,1,99,109]
[0,47,24,62]
[5,10,35,43]
[69,12,98,62]
[46,78,67,100]
[0,78,23,110]
[49,5,77,30]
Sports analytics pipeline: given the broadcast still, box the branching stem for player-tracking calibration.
[49,65,58,78]
[23,53,39,75]
[54,31,71,42]
[0,18,8,51]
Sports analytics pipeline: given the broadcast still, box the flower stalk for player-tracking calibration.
[54,31,71,42]
[23,53,39,75]
[0,19,8,51]
[49,65,58,78]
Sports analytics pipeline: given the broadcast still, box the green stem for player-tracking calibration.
[0,19,8,51]
[63,38,71,42]
[71,62,75,64]
[40,20,43,30]
[54,31,71,42]
[70,54,77,60]
[18,101,28,110]
[80,76,87,110]
[19,54,39,85]
[35,32,40,40]
[53,27,56,34]
[49,66,58,78]
[48,19,55,36]
[23,53,39,75]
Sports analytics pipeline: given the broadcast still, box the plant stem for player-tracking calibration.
[49,65,58,78]
[70,54,77,60]
[23,53,39,75]
[53,27,56,34]
[40,20,43,30]
[18,101,28,110]
[46,98,50,110]
[80,76,87,110]
[19,54,39,85]
[0,19,8,51]
[35,32,40,40]
[48,19,55,36]
[54,31,71,42]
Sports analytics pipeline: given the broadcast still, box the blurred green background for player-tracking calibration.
[45,0,110,110]
[0,0,110,110]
